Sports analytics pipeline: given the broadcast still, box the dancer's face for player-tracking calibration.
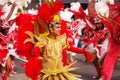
[53,23,61,36]
[49,22,61,36]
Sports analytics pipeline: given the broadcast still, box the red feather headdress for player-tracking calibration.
[37,0,64,25]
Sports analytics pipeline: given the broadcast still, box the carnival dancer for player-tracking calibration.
[0,26,16,80]
[84,0,110,79]
[0,17,17,80]
[92,0,120,79]
[0,7,14,80]
[79,26,102,77]
[14,0,92,80]
[0,0,31,80]
[93,20,108,79]
[97,2,120,80]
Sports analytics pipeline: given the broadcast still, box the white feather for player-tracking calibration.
[70,2,81,12]
[95,0,109,17]
[27,8,38,15]
[0,0,8,5]
[60,8,74,22]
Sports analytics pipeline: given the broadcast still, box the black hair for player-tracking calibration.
[71,15,76,20]
[95,23,104,31]
[0,27,9,35]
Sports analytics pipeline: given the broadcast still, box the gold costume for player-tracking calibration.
[34,34,78,80]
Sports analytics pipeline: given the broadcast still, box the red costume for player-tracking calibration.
[98,3,120,79]
[0,37,8,67]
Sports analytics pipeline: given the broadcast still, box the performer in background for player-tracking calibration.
[97,1,120,80]
[0,0,31,80]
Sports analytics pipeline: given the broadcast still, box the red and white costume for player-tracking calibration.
[94,29,108,58]
[97,3,120,80]
[0,35,8,67]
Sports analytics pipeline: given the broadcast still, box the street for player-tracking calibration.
[1,54,120,80]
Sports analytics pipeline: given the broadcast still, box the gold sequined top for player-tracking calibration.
[35,34,69,73]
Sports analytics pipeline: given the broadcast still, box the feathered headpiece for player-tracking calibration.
[95,0,109,18]
[37,0,64,25]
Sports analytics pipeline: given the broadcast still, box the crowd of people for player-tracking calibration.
[0,0,120,80]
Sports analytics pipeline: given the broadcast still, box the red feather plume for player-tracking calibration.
[15,13,36,59]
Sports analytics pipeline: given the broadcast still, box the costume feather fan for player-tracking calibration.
[15,13,36,59]
[15,13,42,80]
